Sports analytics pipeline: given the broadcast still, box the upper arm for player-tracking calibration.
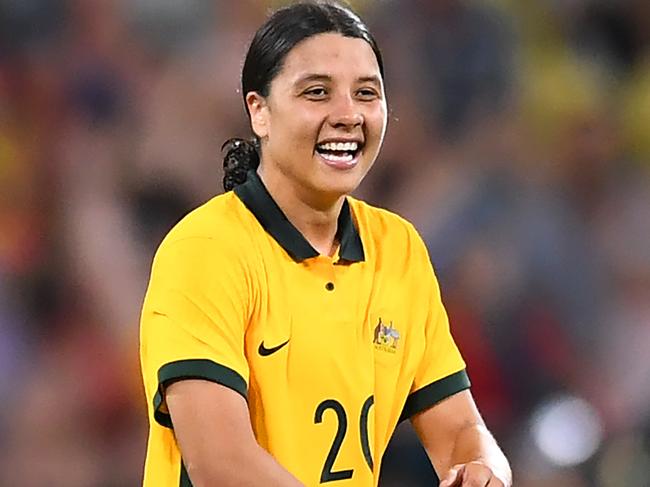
[400,228,470,421]
[165,378,306,487]
[166,379,258,483]
[140,236,252,429]
[410,389,485,476]
[399,226,476,475]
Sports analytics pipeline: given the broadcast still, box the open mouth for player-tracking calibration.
[315,141,362,164]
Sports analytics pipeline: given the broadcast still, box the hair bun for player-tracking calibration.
[222,138,260,191]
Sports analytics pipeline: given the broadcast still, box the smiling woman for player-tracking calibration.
[139,2,511,487]
[248,31,387,223]
[224,2,387,227]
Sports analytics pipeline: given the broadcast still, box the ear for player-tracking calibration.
[246,92,270,139]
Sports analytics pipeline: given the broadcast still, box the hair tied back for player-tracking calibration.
[222,137,260,191]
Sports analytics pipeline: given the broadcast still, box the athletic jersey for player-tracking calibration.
[140,171,470,487]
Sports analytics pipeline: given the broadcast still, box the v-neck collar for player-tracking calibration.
[234,171,365,262]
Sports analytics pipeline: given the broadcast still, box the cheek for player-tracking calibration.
[366,105,388,143]
[274,111,320,152]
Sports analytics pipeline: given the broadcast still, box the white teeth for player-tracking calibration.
[319,152,355,163]
[318,141,359,151]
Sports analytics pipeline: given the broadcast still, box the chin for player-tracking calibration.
[318,164,370,194]
[312,176,362,200]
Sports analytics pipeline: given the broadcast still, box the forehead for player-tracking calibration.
[277,32,382,83]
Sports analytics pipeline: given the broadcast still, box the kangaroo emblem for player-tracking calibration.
[373,318,400,351]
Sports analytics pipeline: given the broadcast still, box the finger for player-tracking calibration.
[485,476,505,487]
[439,465,465,487]
[460,462,492,487]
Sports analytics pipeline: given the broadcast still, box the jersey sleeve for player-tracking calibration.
[400,230,470,421]
[140,235,253,429]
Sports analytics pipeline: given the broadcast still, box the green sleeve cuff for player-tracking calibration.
[153,359,248,428]
[400,369,471,422]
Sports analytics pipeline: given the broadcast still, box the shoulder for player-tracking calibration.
[142,193,259,314]
[163,192,245,243]
[152,191,256,269]
[348,197,426,251]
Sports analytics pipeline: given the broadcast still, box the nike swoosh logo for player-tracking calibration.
[258,339,290,357]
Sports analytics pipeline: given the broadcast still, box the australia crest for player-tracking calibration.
[373,318,400,354]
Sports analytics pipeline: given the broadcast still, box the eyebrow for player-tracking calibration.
[357,76,382,86]
[294,73,382,86]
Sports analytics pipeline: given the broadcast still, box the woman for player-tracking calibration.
[140,2,511,486]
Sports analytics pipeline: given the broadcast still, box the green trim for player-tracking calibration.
[179,461,192,487]
[400,369,471,422]
[153,359,248,429]
[234,170,364,262]
[336,198,365,262]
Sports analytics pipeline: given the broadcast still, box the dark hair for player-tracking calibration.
[222,0,384,191]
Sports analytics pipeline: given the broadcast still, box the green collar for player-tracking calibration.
[234,171,365,262]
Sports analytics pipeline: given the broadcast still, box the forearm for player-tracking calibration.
[449,422,512,486]
[186,442,305,487]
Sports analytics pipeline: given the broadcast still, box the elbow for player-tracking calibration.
[184,446,256,487]
[184,461,240,487]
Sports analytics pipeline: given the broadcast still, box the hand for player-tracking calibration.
[439,461,507,487]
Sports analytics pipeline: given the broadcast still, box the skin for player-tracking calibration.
[413,390,512,487]
[167,32,511,486]
[247,33,387,255]
[167,381,304,487]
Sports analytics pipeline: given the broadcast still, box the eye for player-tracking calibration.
[356,87,380,100]
[303,86,328,99]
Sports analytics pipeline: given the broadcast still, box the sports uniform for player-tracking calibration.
[140,170,470,486]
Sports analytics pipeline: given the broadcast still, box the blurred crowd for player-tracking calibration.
[0,0,649,485]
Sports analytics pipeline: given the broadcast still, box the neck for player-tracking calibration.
[257,167,344,257]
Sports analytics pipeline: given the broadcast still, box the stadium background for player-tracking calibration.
[1,0,649,485]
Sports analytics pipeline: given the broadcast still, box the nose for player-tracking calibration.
[328,94,363,130]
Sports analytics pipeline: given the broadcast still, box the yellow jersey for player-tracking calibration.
[140,171,469,486]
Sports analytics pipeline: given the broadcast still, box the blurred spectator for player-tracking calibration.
[0,0,649,485]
